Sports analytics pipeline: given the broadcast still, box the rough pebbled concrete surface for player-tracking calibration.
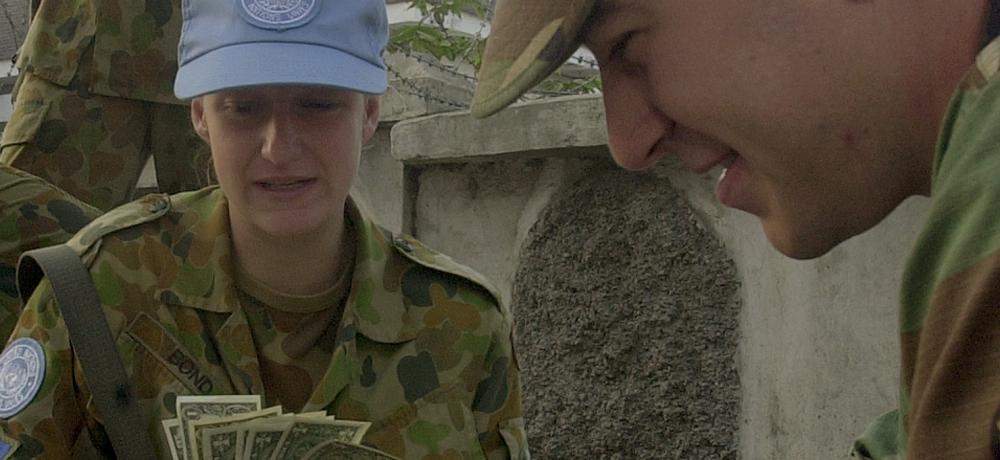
[512,167,741,459]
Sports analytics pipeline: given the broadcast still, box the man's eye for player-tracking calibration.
[608,32,635,61]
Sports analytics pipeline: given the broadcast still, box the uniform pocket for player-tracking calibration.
[499,417,530,460]
[0,74,51,150]
[364,383,482,457]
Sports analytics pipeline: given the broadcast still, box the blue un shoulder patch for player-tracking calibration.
[239,0,321,30]
[0,338,45,418]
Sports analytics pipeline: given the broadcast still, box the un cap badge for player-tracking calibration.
[239,0,321,30]
[0,338,46,418]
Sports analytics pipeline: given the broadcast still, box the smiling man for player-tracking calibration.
[473,0,1000,458]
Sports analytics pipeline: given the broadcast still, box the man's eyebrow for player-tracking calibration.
[587,0,618,31]
[583,0,644,42]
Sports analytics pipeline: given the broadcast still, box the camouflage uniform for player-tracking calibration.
[0,187,529,460]
[851,37,1000,460]
[0,164,99,340]
[0,0,210,211]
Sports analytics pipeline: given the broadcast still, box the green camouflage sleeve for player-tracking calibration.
[391,231,531,459]
[0,166,100,337]
[472,304,529,460]
[17,0,97,86]
[0,279,94,459]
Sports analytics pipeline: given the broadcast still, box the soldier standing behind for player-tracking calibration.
[0,0,209,211]
[0,0,528,458]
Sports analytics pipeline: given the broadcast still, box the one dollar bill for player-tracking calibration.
[270,418,371,460]
[176,395,262,460]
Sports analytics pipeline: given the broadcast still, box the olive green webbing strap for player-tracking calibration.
[16,245,157,459]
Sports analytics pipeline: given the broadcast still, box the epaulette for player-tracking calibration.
[388,232,509,318]
[66,194,172,262]
[977,37,1000,82]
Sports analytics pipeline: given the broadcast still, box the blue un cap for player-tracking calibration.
[174,0,388,99]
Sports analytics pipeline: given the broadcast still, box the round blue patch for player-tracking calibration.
[239,0,320,30]
[0,338,45,418]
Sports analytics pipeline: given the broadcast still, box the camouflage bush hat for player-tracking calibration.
[174,0,389,99]
[471,0,596,118]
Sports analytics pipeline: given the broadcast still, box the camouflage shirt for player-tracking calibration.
[0,164,99,338]
[18,0,184,104]
[853,37,1000,459]
[0,187,529,459]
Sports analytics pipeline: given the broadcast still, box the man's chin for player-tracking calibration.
[761,221,844,261]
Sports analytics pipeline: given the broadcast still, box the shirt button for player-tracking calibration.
[394,236,413,253]
[147,196,168,213]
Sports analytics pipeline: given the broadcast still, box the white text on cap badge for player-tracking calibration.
[240,0,320,30]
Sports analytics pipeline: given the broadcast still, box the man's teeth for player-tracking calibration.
[718,153,737,184]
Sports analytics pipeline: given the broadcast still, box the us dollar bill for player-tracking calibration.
[190,406,282,460]
[242,416,296,460]
[176,395,261,460]
[162,418,186,460]
[301,440,402,460]
[201,425,241,460]
[271,418,372,459]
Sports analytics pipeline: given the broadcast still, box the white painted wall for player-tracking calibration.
[0,63,16,123]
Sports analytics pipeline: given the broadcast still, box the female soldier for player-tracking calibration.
[0,0,528,458]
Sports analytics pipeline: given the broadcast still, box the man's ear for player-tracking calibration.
[191,97,211,143]
[362,95,380,143]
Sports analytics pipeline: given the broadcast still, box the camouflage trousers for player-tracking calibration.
[0,71,211,212]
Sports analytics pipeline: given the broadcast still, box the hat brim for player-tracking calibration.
[471,0,596,118]
[174,42,388,100]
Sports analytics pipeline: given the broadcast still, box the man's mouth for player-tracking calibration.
[684,148,740,175]
[666,125,741,175]
[720,151,738,169]
[717,150,740,180]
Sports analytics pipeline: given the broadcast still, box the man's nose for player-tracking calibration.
[600,71,671,171]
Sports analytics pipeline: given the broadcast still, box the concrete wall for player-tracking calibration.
[660,163,926,459]
[360,90,931,459]
[510,165,741,458]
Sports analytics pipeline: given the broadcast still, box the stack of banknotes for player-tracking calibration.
[160,395,399,460]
